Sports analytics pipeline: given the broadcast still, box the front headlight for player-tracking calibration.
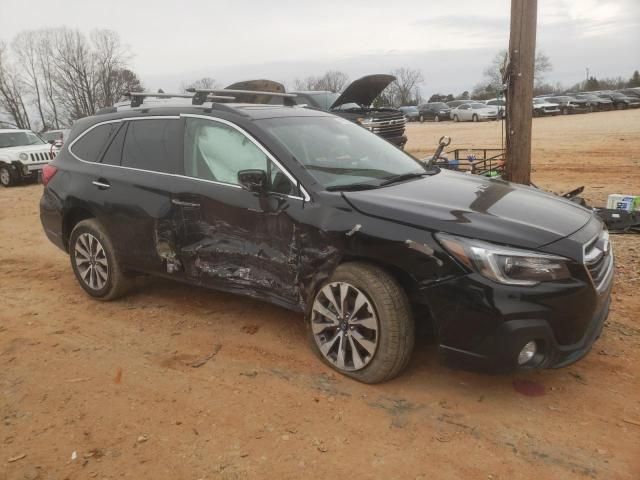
[437,233,571,286]
[19,153,28,161]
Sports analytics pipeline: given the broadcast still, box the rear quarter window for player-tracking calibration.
[70,123,119,162]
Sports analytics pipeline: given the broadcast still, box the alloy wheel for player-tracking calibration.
[0,168,10,186]
[311,282,379,371]
[74,233,109,290]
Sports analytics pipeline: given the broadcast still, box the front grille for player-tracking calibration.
[29,151,55,162]
[367,112,406,139]
[584,230,614,293]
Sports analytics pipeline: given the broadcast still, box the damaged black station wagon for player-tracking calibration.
[40,100,613,383]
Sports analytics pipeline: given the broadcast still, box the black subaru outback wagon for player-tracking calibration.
[40,103,613,383]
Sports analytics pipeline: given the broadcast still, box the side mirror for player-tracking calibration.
[238,169,267,193]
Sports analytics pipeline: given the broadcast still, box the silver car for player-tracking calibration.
[450,103,499,122]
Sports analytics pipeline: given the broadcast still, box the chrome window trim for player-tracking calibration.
[67,115,311,202]
[181,113,311,202]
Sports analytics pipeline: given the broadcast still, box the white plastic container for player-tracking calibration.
[606,194,640,212]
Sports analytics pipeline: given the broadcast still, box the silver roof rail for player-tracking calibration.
[186,87,297,106]
[123,91,238,108]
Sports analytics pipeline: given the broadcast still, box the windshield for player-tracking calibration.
[259,116,430,190]
[471,103,488,109]
[40,131,64,142]
[0,131,45,148]
[429,103,449,109]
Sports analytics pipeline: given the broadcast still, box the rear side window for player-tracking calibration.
[121,119,181,173]
[70,123,118,161]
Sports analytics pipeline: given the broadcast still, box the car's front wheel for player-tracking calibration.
[472,114,479,122]
[69,219,132,301]
[0,166,16,187]
[307,262,415,383]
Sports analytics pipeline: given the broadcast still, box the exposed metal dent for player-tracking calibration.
[345,224,362,237]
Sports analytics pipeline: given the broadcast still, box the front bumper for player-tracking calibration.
[438,296,610,371]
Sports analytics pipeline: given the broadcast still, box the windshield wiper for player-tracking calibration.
[379,171,432,186]
[326,183,381,192]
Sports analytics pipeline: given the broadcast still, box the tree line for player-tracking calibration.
[0,27,142,130]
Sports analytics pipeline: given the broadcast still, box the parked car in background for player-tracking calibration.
[598,92,640,109]
[417,102,451,122]
[617,88,640,99]
[532,98,560,116]
[485,98,506,118]
[39,102,614,382]
[398,106,420,122]
[41,129,71,145]
[450,103,499,122]
[541,96,590,115]
[446,100,470,109]
[291,74,407,148]
[0,129,57,187]
[573,93,613,111]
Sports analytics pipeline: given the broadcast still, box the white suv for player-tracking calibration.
[0,129,57,187]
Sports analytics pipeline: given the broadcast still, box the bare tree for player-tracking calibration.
[482,49,552,96]
[181,77,218,92]
[0,41,31,129]
[36,29,63,128]
[92,29,131,107]
[12,31,47,129]
[293,71,349,92]
[376,68,424,106]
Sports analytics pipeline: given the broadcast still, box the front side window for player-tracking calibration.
[120,119,181,173]
[70,123,118,161]
[184,118,296,195]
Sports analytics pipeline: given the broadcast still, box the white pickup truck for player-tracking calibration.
[0,129,57,187]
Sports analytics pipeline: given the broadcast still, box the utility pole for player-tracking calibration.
[504,0,538,185]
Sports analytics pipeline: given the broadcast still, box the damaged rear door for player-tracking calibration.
[174,115,306,308]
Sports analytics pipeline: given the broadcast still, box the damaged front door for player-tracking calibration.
[174,116,305,308]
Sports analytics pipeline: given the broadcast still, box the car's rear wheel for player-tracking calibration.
[69,219,132,301]
[453,115,459,122]
[307,262,415,384]
[472,114,479,122]
[0,166,16,187]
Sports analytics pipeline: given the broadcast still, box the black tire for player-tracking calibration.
[0,165,17,187]
[453,114,459,122]
[69,219,132,301]
[307,262,415,384]
[562,107,569,115]
[472,114,479,122]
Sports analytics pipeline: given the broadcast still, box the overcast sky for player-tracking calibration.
[1,0,638,96]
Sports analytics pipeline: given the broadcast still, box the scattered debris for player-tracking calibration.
[622,418,640,428]
[189,344,222,368]
[240,370,258,378]
[241,325,260,335]
[70,451,78,461]
[512,379,546,396]
[137,435,149,443]
[114,367,123,384]
[568,372,588,385]
[7,453,26,463]
[66,377,91,383]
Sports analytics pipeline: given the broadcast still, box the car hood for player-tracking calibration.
[0,143,50,156]
[343,170,592,249]
[331,74,395,109]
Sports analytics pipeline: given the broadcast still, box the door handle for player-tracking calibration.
[172,199,200,208]
[92,179,111,189]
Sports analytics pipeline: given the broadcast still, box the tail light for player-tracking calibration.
[42,164,58,186]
